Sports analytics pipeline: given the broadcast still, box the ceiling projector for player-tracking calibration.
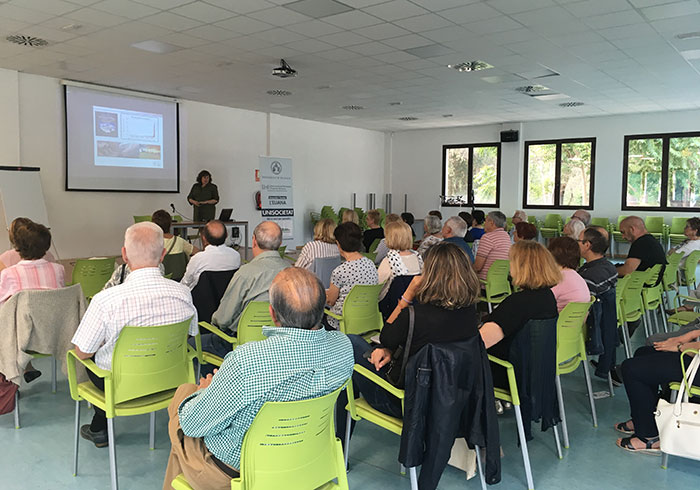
[272,59,297,78]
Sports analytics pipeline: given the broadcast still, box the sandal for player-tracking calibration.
[617,436,661,455]
[615,421,634,435]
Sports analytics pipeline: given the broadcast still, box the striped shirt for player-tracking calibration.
[0,259,65,304]
[294,240,339,270]
[71,267,198,370]
[178,326,354,470]
[476,229,511,281]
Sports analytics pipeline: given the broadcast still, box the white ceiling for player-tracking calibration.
[2,0,700,131]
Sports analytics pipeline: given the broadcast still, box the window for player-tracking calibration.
[623,132,700,210]
[442,143,500,207]
[523,138,595,209]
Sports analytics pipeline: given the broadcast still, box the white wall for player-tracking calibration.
[390,110,700,223]
[0,70,387,258]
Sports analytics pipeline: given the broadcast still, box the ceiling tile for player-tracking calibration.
[372,50,420,63]
[421,26,476,43]
[583,10,646,29]
[338,0,390,7]
[285,20,342,36]
[142,12,204,31]
[185,25,239,42]
[248,6,312,26]
[641,0,700,21]
[171,2,237,23]
[131,0,192,9]
[463,16,521,35]
[214,16,274,35]
[0,3,56,23]
[8,0,80,16]
[252,28,307,44]
[382,34,432,50]
[90,0,159,19]
[628,0,682,6]
[512,6,576,26]
[285,37,337,53]
[284,0,353,18]
[203,0,277,14]
[318,31,370,46]
[437,3,502,23]
[353,23,411,41]
[563,0,632,17]
[487,0,555,15]
[404,43,454,58]
[323,10,383,29]
[63,7,129,26]
[363,1,430,22]
[156,32,210,48]
[347,41,395,55]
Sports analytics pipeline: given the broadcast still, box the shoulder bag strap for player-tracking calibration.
[399,305,416,378]
[676,353,700,411]
[166,236,178,255]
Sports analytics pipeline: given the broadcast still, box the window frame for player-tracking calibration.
[441,142,501,208]
[622,131,700,212]
[522,137,596,210]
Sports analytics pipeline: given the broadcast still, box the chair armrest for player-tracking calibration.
[324,309,342,320]
[487,354,520,406]
[66,349,111,402]
[198,321,236,344]
[353,364,405,400]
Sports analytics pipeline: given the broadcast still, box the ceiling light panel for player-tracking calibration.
[284,0,353,18]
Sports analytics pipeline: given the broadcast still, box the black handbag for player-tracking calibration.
[385,306,415,389]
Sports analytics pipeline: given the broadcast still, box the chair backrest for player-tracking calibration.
[590,217,609,228]
[485,259,511,300]
[111,318,194,405]
[643,264,665,308]
[663,252,683,290]
[278,245,287,257]
[379,275,415,320]
[619,271,647,322]
[683,250,700,285]
[556,299,594,372]
[237,301,273,345]
[362,252,377,262]
[72,257,116,298]
[162,252,188,282]
[191,269,236,323]
[341,284,384,336]
[237,384,347,489]
[543,213,562,228]
[368,238,381,253]
[670,217,687,234]
[133,215,151,223]
[645,216,665,234]
[311,256,342,289]
[527,215,537,225]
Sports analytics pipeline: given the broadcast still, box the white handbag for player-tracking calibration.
[655,352,700,461]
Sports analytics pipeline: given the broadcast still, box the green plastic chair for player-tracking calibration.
[196,301,272,367]
[67,318,195,490]
[361,252,377,262]
[679,249,700,292]
[539,213,562,241]
[479,259,512,313]
[661,349,700,470]
[71,257,116,300]
[132,215,151,223]
[506,217,514,232]
[616,271,647,358]
[325,284,383,338]
[555,298,596,449]
[172,383,350,490]
[645,216,666,245]
[162,252,187,282]
[662,252,683,305]
[611,215,630,257]
[668,217,689,247]
[641,264,667,336]
[590,217,610,230]
[368,238,381,253]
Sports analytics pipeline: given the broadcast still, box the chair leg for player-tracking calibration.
[14,390,20,429]
[107,418,118,490]
[73,400,81,476]
[608,372,615,397]
[621,322,632,359]
[554,375,569,449]
[642,311,651,338]
[553,424,563,460]
[343,411,352,470]
[659,306,668,333]
[408,467,418,490]
[475,444,487,490]
[581,358,598,428]
[514,406,535,490]
[149,412,156,450]
[488,302,493,313]
[399,463,406,475]
[51,357,57,394]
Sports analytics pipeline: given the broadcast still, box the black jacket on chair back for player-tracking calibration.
[191,269,236,323]
[399,336,501,489]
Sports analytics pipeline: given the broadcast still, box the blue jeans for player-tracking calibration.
[188,333,234,377]
[334,334,403,443]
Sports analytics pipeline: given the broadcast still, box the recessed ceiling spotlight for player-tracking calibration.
[389,101,403,106]
[447,60,493,72]
[516,85,550,93]
[6,35,48,47]
[442,114,453,118]
[399,116,418,121]
[267,90,292,96]
[342,105,364,110]
[559,101,584,107]
[676,31,700,40]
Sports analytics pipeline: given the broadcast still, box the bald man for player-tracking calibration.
[181,220,240,289]
[196,221,289,374]
[616,216,666,278]
[163,268,354,490]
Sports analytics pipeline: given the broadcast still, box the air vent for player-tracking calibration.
[559,101,584,107]
[516,85,549,93]
[342,105,364,110]
[447,60,493,72]
[6,35,48,47]
[399,116,418,121]
[266,90,292,96]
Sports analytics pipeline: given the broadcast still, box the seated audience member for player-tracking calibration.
[0,217,56,271]
[578,227,618,379]
[548,237,590,312]
[473,211,511,281]
[294,218,339,270]
[669,217,700,307]
[341,209,359,225]
[197,222,288,372]
[458,211,473,230]
[616,216,666,278]
[428,209,443,220]
[465,210,486,242]
[362,209,385,252]
[401,212,416,238]
[441,216,474,262]
[563,218,586,241]
[512,210,527,226]
[570,209,592,227]
[416,215,443,257]
[181,220,240,289]
[163,268,354,489]
[377,221,422,300]
[614,329,700,455]
[514,222,538,242]
[71,222,198,447]
[336,241,481,439]
[152,209,199,257]
[326,222,379,329]
[374,214,402,264]
[0,221,65,382]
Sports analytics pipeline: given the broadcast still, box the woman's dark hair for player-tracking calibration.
[686,217,700,235]
[400,212,415,226]
[428,209,443,220]
[196,170,212,184]
[334,222,362,253]
[515,222,537,240]
[548,236,581,270]
[458,212,473,227]
[9,217,32,247]
[151,209,172,233]
[14,222,52,260]
[472,210,485,225]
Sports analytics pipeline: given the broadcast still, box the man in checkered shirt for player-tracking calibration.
[162,267,354,490]
[72,222,198,448]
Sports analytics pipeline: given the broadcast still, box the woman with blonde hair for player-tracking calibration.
[294,218,340,270]
[374,213,402,264]
[341,209,359,225]
[377,221,422,300]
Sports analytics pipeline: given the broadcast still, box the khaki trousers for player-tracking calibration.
[162,384,237,490]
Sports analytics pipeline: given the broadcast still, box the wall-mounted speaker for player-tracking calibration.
[500,130,519,142]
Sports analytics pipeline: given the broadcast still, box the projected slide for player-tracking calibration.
[93,106,163,168]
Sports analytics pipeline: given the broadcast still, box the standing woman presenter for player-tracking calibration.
[187,170,219,222]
